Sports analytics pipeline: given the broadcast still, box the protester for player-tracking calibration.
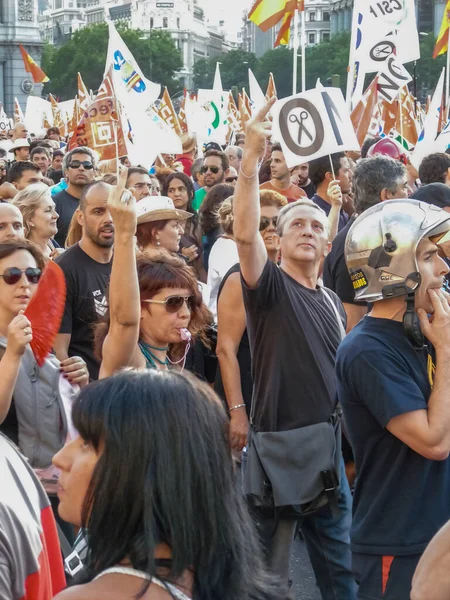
[176,132,197,176]
[7,160,44,190]
[54,181,113,380]
[163,171,206,281]
[0,203,24,242]
[12,123,28,141]
[233,100,355,598]
[199,183,234,270]
[291,162,315,198]
[46,126,62,144]
[225,165,239,186]
[126,166,152,202]
[418,152,450,186]
[0,433,65,599]
[259,143,306,202]
[51,149,64,172]
[337,199,450,600]
[225,144,243,172]
[412,182,450,212]
[193,149,230,211]
[12,183,60,258]
[96,173,208,377]
[411,519,450,600]
[150,175,161,195]
[309,152,353,232]
[31,146,51,176]
[215,189,286,441]
[51,370,285,600]
[10,139,30,162]
[191,156,204,191]
[53,147,96,247]
[360,136,381,158]
[0,157,6,185]
[323,155,409,331]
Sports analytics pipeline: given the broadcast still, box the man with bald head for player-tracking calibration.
[0,203,24,241]
[54,181,113,379]
[12,123,28,141]
[225,145,243,172]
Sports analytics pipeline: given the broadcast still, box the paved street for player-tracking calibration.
[290,537,321,599]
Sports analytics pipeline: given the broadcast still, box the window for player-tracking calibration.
[177,17,180,28]
[308,32,316,44]
[322,31,330,41]
[150,16,153,28]
[309,12,315,21]
[323,11,330,22]
[163,16,168,28]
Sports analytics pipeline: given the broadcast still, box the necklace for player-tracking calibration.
[138,340,169,370]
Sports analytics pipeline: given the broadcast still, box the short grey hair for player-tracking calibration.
[276,199,327,237]
[226,145,243,160]
[62,146,96,172]
[353,156,406,214]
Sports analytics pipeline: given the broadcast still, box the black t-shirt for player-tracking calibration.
[336,317,450,555]
[56,244,112,380]
[323,216,366,306]
[311,193,348,232]
[242,260,346,432]
[53,189,79,247]
[301,180,316,199]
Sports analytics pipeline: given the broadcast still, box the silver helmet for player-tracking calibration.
[345,199,450,303]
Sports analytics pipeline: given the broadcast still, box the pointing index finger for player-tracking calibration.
[255,97,277,123]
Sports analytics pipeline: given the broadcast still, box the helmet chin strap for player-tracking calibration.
[403,292,425,349]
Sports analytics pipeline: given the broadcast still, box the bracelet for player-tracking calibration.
[239,166,257,180]
[229,404,246,412]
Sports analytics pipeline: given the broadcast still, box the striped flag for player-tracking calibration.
[434,0,450,58]
[19,44,49,84]
[249,0,304,47]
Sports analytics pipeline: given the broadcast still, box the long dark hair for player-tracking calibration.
[199,184,234,234]
[73,370,285,599]
[162,172,199,238]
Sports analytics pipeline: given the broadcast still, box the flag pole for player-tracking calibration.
[399,88,405,149]
[293,8,299,95]
[301,7,306,92]
[447,26,450,120]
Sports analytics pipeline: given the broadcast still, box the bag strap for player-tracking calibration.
[322,288,346,341]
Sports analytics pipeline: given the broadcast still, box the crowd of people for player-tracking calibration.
[2,101,450,600]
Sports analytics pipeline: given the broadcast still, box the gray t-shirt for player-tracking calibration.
[242,260,346,432]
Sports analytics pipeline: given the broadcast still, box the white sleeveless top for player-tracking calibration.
[94,566,191,599]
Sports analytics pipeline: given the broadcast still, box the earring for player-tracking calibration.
[156,238,160,246]
[30,223,35,227]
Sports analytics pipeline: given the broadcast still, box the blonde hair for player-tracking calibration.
[215,196,234,235]
[65,209,82,248]
[12,183,51,237]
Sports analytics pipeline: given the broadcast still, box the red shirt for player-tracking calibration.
[176,154,194,177]
[259,181,307,203]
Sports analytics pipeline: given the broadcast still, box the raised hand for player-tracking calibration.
[106,167,137,239]
[244,97,276,161]
[7,311,32,358]
[327,179,343,208]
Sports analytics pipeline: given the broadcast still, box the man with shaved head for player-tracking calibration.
[0,203,24,241]
[54,181,113,380]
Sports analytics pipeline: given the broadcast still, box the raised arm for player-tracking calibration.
[99,170,139,379]
[233,99,275,289]
[326,180,343,243]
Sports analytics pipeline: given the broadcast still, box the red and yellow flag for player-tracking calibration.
[249,0,304,46]
[351,78,379,147]
[77,73,90,110]
[19,45,49,84]
[178,90,188,134]
[434,0,450,58]
[49,94,68,137]
[265,73,277,100]
[157,87,182,137]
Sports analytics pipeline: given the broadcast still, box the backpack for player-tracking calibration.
[0,337,76,473]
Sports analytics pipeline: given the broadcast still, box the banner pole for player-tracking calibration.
[399,88,405,149]
[301,8,306,92]
[446,26,450,119]
[293,9,299,95]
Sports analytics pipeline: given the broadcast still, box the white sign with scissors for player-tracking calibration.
[271,86,360,169]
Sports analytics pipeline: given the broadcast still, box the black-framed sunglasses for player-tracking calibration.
[0,267,42,285]
[68,160,94,170]
[143,295,195,313]
[200,165,220,174]
[226,176,238,183]
[259,216,278,231]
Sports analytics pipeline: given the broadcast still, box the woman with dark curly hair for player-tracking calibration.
[199,183,234,271]
[97,172,209,378]
[162,172,206,282]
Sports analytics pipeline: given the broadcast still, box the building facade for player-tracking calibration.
[39,0,234,88]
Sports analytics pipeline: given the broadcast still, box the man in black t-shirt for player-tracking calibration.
[234,100,356,599]
[323,156,408,331]
[54,181,114,380]
[337,199,450,599]
[53,147,96,247]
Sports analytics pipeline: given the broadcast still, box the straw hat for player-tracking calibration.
[136,196,192,225]
[181,132,197,154]
[10,139,30,151]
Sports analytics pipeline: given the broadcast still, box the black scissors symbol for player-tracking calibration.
[289,111,314,146]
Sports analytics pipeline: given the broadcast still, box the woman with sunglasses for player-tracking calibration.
[215,191,286,452]
[12,183,61,258]
[162,172,206,282]
[51,370,286,600]
[0,239,89,540]
[97,172,209,378]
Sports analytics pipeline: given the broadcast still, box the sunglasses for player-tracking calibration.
[0,267,41,285]
[200,165,220,174]
[143,295,195,313]
[259,216,278,231]
[226,177,238,183]
[68,161,94,170]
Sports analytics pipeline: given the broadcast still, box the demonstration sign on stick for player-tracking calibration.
[271,86,360,169]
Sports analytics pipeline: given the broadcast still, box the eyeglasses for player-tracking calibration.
[143,295,195,313]
[0,267,41,285]
[259,216,278,231]
[68,161,94,170]
[200,165,220,174]
[225,177,238,183]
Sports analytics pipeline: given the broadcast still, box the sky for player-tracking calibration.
[201,0,254,41]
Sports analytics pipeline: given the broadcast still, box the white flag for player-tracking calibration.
[248,68,266,114]
[106,22,160,113]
